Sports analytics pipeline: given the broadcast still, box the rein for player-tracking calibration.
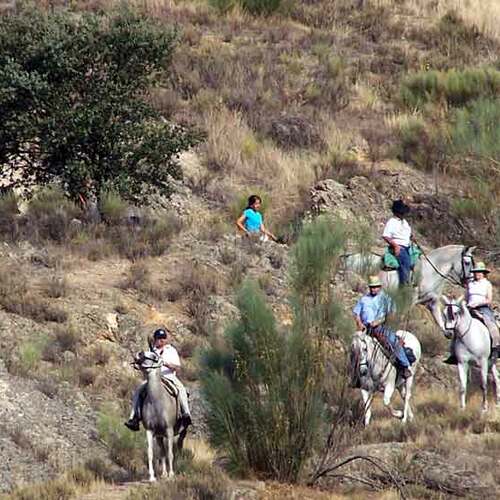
[418,245,472,289]
[445,303,473,340]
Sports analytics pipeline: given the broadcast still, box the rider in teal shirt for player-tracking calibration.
[236,195,276,241]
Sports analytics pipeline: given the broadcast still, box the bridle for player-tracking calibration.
[132,351,163,370]
[420,246,475,288]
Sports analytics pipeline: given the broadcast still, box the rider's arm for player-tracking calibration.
[236,213,249,235]
[354,314,365,331]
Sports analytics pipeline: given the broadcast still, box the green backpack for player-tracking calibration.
[383,245,422,270]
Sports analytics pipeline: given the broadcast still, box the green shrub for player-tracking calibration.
[202,217,351,482]
[239,0,283,16]
[400,67,500,109]
[450,98,500,163]
[97,403,145,475]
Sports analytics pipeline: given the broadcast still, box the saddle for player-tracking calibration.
[368,327,416,366]
[382,244,422,271]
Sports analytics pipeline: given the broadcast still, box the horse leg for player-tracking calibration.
[401,375,414,423]
[480,358,489,413]
[457,362,468,409]
[361,389,373,427]
[490,363,500,407]
[426,297,445,331]
[383,380,399,419]
[146,430,156,482]
[157,436,167,478]
[166,427,175,478]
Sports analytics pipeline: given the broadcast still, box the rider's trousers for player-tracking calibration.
[473,306,500,347]
[397,246,411,285]
[371,326,410,368]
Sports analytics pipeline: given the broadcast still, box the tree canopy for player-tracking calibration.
[0,9,198,202]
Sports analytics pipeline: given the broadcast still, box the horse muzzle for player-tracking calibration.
[444,329,454,339]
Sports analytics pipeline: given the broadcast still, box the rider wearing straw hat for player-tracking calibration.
[444,262,500,364]
[353,275,412,378]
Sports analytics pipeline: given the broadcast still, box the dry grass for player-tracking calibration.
[379,0,500,42]
[7,466,102,500]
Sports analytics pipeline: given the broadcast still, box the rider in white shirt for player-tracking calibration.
[445,262,500,364]
[383,200,412,286]
[467,262,500,353]
[125,328,192,431]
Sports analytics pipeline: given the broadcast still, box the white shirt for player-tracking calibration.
[154,345,181,377]
[467,278,492,308]
[383,217,412,247]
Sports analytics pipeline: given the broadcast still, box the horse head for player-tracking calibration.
[441,295,466,337]
[461,246,476,284]
[351,331,370,378]
[133,351,163,373]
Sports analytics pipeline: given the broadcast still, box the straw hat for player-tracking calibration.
[368,275,382,287]
[471,262,490,274]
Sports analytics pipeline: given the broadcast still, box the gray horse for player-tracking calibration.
[351,329,421,426]
[442,296,500,412]
[345,245,475,330]
[134,351,186,481]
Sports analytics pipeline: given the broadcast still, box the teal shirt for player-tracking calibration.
[353,292,393,326]
[243,208,263,233]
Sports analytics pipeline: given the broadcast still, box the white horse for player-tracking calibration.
[344,245,476,330]
[442,296,500,412]
[350,330,421,426]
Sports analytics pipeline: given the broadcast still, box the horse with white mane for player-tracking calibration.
[344,244,476,329]
[350,329,421,426]
[441,296,500,412]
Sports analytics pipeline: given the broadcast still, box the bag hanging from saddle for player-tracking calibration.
[383,244,422,270]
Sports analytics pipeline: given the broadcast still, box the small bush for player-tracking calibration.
[99,191,129,226]
[400,67,500,109]
[36,376,59,399]
[239,0,283,16]
[43,273,68,299]
[0,266,67,323]
[7,466,98,500]
[208,0,235,14]
[0,191,19,241]
[25,187,82,243]
[55,324,80,353]
[128,465,232,500]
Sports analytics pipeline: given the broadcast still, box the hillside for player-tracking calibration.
[0,0,499,499]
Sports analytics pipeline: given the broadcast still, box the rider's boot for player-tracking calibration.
[443,353,458,365]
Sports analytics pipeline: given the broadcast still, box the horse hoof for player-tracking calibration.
[149,477,156,483]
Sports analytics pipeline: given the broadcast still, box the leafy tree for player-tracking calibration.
[0,10,198,203]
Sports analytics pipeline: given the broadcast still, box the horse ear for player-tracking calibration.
[441,294,450,305]
[467,246,477,254]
